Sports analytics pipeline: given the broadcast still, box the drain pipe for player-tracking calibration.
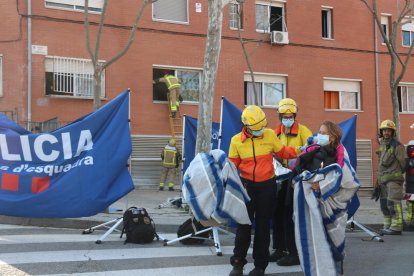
[27,0,32,129]
[374,17,380,128]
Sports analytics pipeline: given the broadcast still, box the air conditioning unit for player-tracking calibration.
[271,31,289,45]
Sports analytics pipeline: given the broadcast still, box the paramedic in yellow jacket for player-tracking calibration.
[159,139,181,191]
[270,98,312,266]
[228,105,301,276]
[154,73,181,118]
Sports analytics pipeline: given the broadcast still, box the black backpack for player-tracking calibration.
[120,207,157,244]
[177,218,211,245]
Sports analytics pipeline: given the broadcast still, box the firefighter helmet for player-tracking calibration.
[168,138,176,146]
[278,98,298,114]
[379,120,396,137]
[241,105,267,131]
[380,120,396,131]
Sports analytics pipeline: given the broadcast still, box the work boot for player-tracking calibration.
[159,186,164,191]
[380,228,402,235]
[247,267,265,276]
[229,265,243,276]
[277,254,300,266]
[269,249,286,262]
[168,187,175,191]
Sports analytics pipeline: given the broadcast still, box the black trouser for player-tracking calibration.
[272,179,297,256]
[230,178,277,270]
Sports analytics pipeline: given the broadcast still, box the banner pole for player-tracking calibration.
[125,88,131,210]
[217,96,224,150]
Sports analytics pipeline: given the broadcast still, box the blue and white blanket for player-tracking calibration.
[293,152,360,276]
[182,149,251,226]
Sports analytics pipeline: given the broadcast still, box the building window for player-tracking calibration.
[255,1,286,33]
[381,15,390,44]
[322,7,333,39]
[323,79,361,110]
[229,1,243,30]
[45,0,103,13]
[45,56,105,98]
[153,0,188,24]
[402,20,414,46]
[0,55,2,97]
[153,68,201,103]
[244,73,286,107]
[398,85,414,112]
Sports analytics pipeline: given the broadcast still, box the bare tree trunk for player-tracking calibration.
[93,66,103,111]
[195,0,226,154]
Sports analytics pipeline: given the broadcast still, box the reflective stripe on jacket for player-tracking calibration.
[164,75,181,90]
[275,121,312,166]
[228,127,300,182]
[162,145,178,168]
[377,138,406,184]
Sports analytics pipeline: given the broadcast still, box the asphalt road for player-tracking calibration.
[0,224,413,276]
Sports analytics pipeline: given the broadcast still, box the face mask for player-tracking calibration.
[316,134,330,146]
[251,128,265,137]
[282,118,295,128]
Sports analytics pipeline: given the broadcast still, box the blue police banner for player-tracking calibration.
[0,90,134,218]
[338,115,360,217]
[219,97,243,154]
[183,116,220,173]
[339,115,357,169]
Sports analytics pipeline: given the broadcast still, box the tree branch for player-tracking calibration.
[94,0,109,61]
[103,0,151,68]
[84,0,96,65]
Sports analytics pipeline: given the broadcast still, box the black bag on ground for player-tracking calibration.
[120,207,157,244]
[177,218,211,245]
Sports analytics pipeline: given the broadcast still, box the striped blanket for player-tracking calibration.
[293,152,360,276]
[182,149,251,226]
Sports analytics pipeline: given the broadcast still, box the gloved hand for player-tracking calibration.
[307,136,315,146]
[371,186,381,202]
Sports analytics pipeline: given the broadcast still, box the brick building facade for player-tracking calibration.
[1,0,414,188]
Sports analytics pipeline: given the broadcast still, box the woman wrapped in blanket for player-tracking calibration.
[292,120,360,276]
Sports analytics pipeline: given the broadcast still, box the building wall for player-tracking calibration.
[1,0,414,186]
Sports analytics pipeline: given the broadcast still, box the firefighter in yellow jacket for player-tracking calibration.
[159,139,181,191]
[153,73,181,118]
[377,120,406,235]
[228,105,300,276]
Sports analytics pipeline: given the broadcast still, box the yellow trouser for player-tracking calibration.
[160,167,177,188]
[168,89,180,112]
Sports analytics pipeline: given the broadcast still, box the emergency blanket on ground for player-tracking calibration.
[182,149,251,226]
[293,152,360,276]
[0,90,134,218]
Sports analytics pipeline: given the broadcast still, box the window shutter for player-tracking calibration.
[324,79,360,92]
[153,0,188,22]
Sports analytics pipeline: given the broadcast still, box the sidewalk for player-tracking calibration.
[0,188,384,233]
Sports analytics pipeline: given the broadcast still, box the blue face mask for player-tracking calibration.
[251,128,265,137]
[316,134,330,146]
[282,118,295,128]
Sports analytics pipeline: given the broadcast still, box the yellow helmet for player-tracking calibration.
[168,138,176,146]
[241,105,267,131]
[278,98,297,114]
[380,120,396,131]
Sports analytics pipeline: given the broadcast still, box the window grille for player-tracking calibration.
[45,56,105,98]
